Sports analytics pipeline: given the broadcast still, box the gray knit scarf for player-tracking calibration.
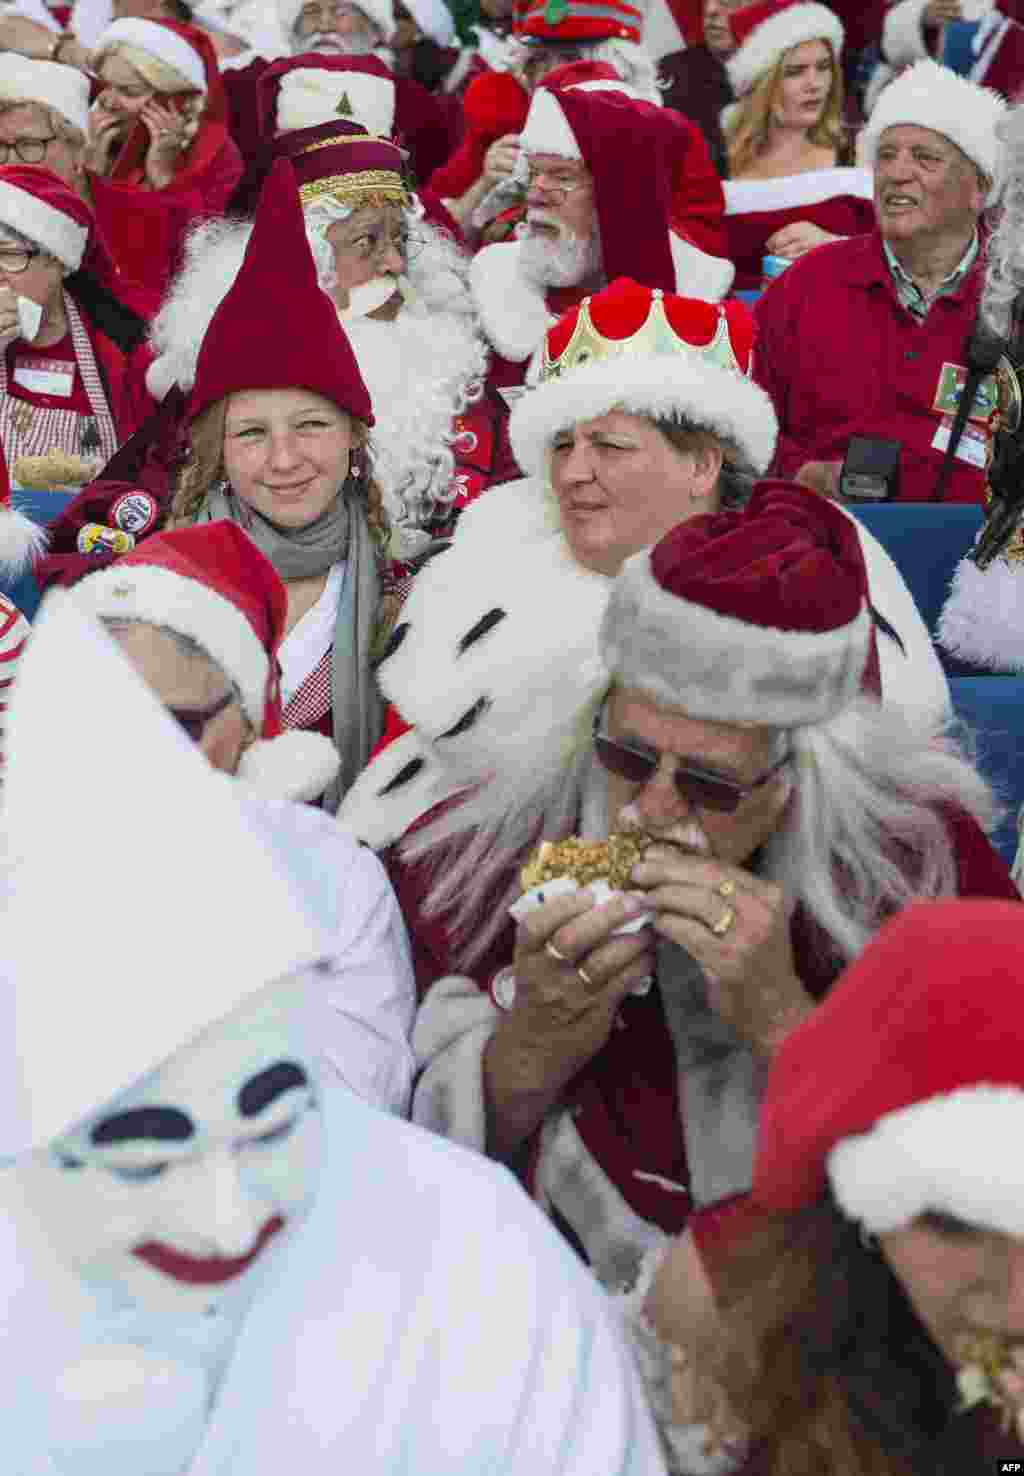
[198,481,382,806]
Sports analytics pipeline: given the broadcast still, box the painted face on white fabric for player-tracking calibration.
[15,993,323,1317]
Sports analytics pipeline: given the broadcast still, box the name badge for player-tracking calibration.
[931,415,989,469]
[932,361,999,424]
[12,362,74,397]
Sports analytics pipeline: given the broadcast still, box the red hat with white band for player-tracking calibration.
[0,164,91,272]
[752,899,1024,1235]
[599,480,875,727]
[94,16,208,91]
[515,0,644,45]
[726,0,844,99]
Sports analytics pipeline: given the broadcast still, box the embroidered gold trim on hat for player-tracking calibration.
[540,292,745,383]
[298,170,408,206]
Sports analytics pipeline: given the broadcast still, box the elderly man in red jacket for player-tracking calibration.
[754,59,1005,505]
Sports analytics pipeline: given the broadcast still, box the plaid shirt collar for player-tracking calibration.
[883,232,980,322]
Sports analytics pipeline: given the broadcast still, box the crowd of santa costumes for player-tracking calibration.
[4,0,1024,1472]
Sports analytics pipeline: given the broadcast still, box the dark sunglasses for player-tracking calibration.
[591,708,790,814]
[167,689,236,744]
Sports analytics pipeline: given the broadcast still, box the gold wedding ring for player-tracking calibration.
[545,941,569,964]
[717,878,736,899]
[710,905,736,938]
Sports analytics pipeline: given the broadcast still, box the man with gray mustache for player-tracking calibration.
[469,71,735,396]
[754,58,1005,505]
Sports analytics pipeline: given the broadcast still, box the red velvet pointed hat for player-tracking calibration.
[187,157,373,426]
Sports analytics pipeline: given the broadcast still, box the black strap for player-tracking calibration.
[63,270,149,354]
[929,318,1005,502]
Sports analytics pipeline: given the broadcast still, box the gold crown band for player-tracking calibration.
[300,135,400,154]
[298,170,409,206]
[540,290,744,383]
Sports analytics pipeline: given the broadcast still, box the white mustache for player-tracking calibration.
[616,804,710,854]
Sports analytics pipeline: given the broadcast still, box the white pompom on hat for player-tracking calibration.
[858,57,1009,207]
[726,0,844,99]
[403,0,455,47]
[0,55,91,134]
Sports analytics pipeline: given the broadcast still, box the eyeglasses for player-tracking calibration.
[0,136,55,165]
[0,247,40,275]
[336,226,420,262]
[167,689,236,744]
[591,709,790,813]
[525,166,587,200]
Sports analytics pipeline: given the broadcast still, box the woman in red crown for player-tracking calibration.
[721,2,875,291]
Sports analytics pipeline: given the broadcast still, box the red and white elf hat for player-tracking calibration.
[726,0,843,98]
[753,899,1024,1234]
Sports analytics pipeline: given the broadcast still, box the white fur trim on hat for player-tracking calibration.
[0,55,91,135]
[0,506,47,576]
[829,1085,1024,1235]
[509,350,779,480]
[72,563,270,725]
[669,233,735,301]
[600,544,871,727]
[880,0,929,68]
[97,18,207,91]
[858,58,1008,207]
[404,0,455,47]
[727,2,844,99]
[937,552,1024,672]
[278,0,395,41]
[276,65,396,134]
[237,729,340,802]
[0,179,87,271]
[519,87,582,160]
[644,0,686,63]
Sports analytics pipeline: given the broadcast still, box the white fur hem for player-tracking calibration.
[601,546,871,726]
[72,563,270,725]
[937,554,1024,672]
[0,181,87,272]
[723,166,873,217]
[470,240,556,363]
[881,0,930,67]
[237,731,340,802]
[411,974,499,1151]
[829,1085,1024,1234]
[509,353,778,479]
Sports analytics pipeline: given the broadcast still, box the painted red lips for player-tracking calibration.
[132,1215,285,1285]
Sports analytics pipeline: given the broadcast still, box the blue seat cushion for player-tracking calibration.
[848,504,983,636]
[948,674,1024,866]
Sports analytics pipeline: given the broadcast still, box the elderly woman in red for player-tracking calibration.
[721,0,874,291]
[87,17,242,216]
[0,167,150,504]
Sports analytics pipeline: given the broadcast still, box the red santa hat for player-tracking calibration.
[752,899,1024,1234]
[0,54,91,135]
[514,0,644,46]
[95,16,209,92]
[0,164,91,272]
[187,157,374,426]
[72,523,340,802]
[230,115,409,218]
[510,278,777,479]
[518,81,734,300]
[726,1,844,99]
[858,58,1008,207]
[599,481,875,727]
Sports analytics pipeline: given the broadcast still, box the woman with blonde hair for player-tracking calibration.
[721,0,873,290]
[87,17,242,212]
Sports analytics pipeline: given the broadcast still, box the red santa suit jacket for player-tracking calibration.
[753,228,991,504]
[723,167,875,292]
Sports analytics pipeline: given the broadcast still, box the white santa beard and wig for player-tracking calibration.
[146,211,488,540]
[509,36,663,105]
[517,210,602,288]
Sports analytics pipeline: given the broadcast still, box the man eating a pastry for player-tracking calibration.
[387,478,1018,1303]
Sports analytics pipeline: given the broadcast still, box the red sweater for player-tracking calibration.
[754,229,990,504]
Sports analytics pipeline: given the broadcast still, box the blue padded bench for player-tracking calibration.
[948,675,1024,866]
[848,503,983,638]
[1,489,76,621]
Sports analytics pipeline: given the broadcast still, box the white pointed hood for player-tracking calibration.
[0,593,332,1159]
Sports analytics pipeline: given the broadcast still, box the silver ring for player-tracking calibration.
[577,965,595,987]
[545,941,569,964]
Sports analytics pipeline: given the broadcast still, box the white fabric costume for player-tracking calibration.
[0,594,669,1476]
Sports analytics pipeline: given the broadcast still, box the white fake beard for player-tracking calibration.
[343,303,484,537]
[338,275,402,320]
[293,28,378,53]
[517,213,601,289]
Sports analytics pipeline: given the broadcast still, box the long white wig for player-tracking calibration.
[408,694,999,971]
[981,105,1024,339]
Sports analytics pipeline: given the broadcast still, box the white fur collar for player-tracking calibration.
[470,240,557,363]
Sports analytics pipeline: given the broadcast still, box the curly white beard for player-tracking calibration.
[517,213,602,289]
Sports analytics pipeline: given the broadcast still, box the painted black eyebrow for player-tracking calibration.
[91,1106,194,1145]
[237,1061,309,1119]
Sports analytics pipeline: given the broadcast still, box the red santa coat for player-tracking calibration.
[723,167,875,292]
[753,229,991,504]
[388,806,1018,1282]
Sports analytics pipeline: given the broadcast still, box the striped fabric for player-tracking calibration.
[516,0,643,43]
[0,592,29,775]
